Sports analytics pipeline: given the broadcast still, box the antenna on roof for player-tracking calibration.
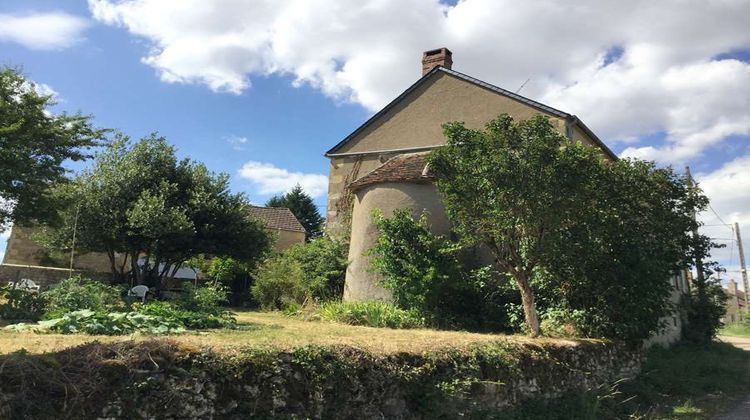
[516,78,531,94]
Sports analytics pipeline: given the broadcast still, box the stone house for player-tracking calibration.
[1,206,305,287]
[325,48,690,344]
[724,279,747,324]
[325,48,617,301]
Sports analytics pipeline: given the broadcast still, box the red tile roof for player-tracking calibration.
[247,206,306,233]
[348,153,434,192]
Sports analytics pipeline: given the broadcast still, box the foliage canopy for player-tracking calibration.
[0,67,106,229]
[428,114,717,340]
[39,134,271,286]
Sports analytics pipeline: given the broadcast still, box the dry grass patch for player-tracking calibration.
[0,309,584,355]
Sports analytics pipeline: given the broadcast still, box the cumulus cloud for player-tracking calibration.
[0,12,88,50]
[696,155,750,289]
[88,0,750,164]
[238,161,327,198]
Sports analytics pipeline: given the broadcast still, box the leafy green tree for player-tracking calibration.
[0,67,106,229]
[428,115,602,336]
[40,134,271,286]
[266,184,324,240]
[539,159,711,340]
[370,209,514,331]
[429,114,714,340]
[684,235,727,343]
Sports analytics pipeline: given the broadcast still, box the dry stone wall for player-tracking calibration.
[0,338,641,419]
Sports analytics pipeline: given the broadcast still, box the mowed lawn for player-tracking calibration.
[0,310,568,354]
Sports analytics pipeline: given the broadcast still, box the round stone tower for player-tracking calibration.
[343,153,450,301]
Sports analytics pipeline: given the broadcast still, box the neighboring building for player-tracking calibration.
[724,279,747,324]
[1,206,305,283]
[246,206,307,250]
[325,48,616,301]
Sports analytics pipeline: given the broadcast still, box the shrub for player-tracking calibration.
[252,236,348,309]
[252,256,306,310]
[193,256,255,306]
[284,236,348,302]
[0,286,47,321]
[178,282,228,315]
[370,209,516,331]
[42,276,123,319]
[319,300,424,329]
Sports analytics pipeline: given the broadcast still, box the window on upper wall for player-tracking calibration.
[565,123,574,140]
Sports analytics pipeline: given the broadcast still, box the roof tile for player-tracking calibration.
[247,206,306,233]
[348,153,433,191]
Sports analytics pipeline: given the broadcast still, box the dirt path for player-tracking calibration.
[714,335,750,420]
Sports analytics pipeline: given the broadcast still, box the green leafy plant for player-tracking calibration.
[252,256,306,309]
[252,236,348,309]
[178,283,228,315]
[318,300,424,329]
[0,285,47,321]
[41,276,124,319]
[370,209,516,331]
[134,301,234,330]
[34,309,185,335]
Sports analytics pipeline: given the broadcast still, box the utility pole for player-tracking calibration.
[735,222,749,308]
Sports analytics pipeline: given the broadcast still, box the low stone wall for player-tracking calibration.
[0,338,641,419]
[0,263,111,289]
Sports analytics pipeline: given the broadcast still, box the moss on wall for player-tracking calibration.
[0,338,640,419]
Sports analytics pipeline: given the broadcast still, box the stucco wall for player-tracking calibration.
[644,270,690,348]
[325,71,596,238]
[3,226,116,272]
[271,229,306,251]
[0,263,112,290]
[334,72,567,155]
[344,182,450,302]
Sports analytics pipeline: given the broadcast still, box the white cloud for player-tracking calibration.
[88,0,750,164]
[238,161,327,198]
[225,135,248,151]
[0,12,88,50]
[696,155,750,291]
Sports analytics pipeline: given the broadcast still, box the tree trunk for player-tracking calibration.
[515,273,541,337]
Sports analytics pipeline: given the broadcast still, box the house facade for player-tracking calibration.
[325,48,616,301]
[724,278,747,324]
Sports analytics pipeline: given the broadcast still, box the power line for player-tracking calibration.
[707,203,733,231]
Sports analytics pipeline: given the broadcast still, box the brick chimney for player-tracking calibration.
[422,48,452,75]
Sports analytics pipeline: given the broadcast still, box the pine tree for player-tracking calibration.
[265,184,324,241]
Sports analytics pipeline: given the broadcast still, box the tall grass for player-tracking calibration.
[319,300,424,329]
[719,322,750,338]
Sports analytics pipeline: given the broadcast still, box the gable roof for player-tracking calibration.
[325,66,617,161]
[348,153,433,192]
[247,206,306,233]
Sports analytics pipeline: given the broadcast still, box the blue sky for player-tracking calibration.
[1,0,749,288]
